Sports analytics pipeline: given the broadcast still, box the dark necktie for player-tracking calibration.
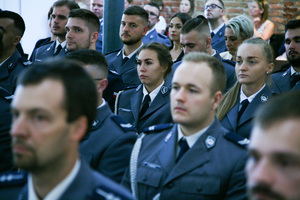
[139,94,150,119]
[211,32,215,38]
[122,57,129,65]
[237,99,249,122]
[53,44,62,56]
[291,74,300,88]
[176,138,189,163]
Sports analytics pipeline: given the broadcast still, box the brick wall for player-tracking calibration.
[132,0,300,34]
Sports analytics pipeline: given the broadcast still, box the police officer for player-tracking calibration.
[0,60,133,200]
[271,19,300,93]
[30,0,80,63]
[122,52,247,200]
[105,6,148,87]
[142,3,171,47]
[0,11,28,95]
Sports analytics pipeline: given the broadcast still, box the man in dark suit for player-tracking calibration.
[122,52,247,200]
[105,6,148,87]
[30,0,80,63]
[90,0,104,53]
[247,91,300,200]
[66,49,137,183]
[271,19,300,93]
[204,0,227,53]
[179,15,236,92]
[142,3,171,47]
[1,60,133,200]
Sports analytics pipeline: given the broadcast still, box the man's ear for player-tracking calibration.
[12,35,21,46]
[90,32,99,43]
[70,116,88,142]
[212,91,222,111]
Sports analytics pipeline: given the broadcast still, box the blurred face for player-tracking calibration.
[119,14,148,45]
[225,27,244,57]
[285,27,300,67]
[0,18,18,53]
[137,49,166,92]
[66,18,96,52]
[236,43,272,88]
[90,0,104,19]
[124,0,130,9]
[204,0,224,20]
[180,30,207,54]
[248,1,263,18]
[11,80,74,171]
[247,119,300,200]
[180,0,191,14]
[171,61,219,133]
[144,5,160,30]
[51,6,70,37]
[169,17,183,42]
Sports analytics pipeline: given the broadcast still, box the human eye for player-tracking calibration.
[11,109,19,121]
[65,27,70,32]
[248,60,256,65]
[146,61,152,65]
[236,59,242,65]
[189,87,198,93]
[188,44,195,49]
[136,60,142,65]
[176,25,182,29]
[75,28,82,32]
[172,84,179,91]
[130,24,137,28]
[121,22,126,27]
[285,39,291,45]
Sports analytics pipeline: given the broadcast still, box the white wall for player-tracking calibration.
[1,0,56,57]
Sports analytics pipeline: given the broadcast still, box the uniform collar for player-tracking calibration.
[142,81,164,103]
[240,84,266,103]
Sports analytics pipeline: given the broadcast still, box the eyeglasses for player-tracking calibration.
[203,4,223,10]
[146,11,158,17]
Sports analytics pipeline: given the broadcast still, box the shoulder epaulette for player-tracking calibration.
[143,123,173,134]
[19,57,31,66]
[221,58,235,66]
[272,65,289,74]
[92,185,133,200]
[111,115,135,132]
[224,132,249,148]
[158,33,168,39]
[109,70,120,76]
[0,171,27,187]
[0,87,12,99]
[105,49,121,56]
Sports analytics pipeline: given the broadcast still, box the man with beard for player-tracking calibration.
[142,3,171,47]
[90,0,104,53]
[247,91,300,200]
[65,9,99,52]
[0,60,133,200]
[30,0,79,63]
[271,19,300,93]
[105,6,148,87]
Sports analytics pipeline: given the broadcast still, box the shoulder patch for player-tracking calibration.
[143,123,173,134]
[111,115,135,132]
[0,171,27,187]
[224,132,250,148]
[105,48,121,56]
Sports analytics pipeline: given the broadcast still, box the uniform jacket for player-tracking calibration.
[220,85,273,139]
[95,19,103,53]
[211,24,227,53]
[15,161,133,200]
[115,84,173,133]
[271,66,300,93]
[0,49,28,95]
[30,37,52,60]
[142,29,171,47]
[30,41,67,63]
[122,119,247,200]
[106,49,141,87]
[213,52,237,92]
[80,102,137,183]
[0,87,13,173]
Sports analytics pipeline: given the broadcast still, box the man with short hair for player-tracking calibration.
[247,91,300,200]
[1,60,133,200]
[65,9,100,52]
[204,0,227,53]
[271,19,300,93]
[143,3,170,47]
[179,15,236,92]
[106,6,148,87]
[122,52,247,199]
[30,0,80,63]
[65,49,136,183]
[90,0,104,52]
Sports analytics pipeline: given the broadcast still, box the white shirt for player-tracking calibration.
[291,66,300,77]
[97,98,106,109]
[177,123,210,155]
[117,43,143,60]
[210,23,225,35]
[54,40,66,53]
[142,81,164,105]
[239,84,266,108]
[28,160,81,200]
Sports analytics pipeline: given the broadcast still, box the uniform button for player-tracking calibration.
[142,177,147,182]
[167,183,174,188]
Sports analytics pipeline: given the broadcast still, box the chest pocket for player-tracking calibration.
[136,166,163,188]
[180,176,221,195]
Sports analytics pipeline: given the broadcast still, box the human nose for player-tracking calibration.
[174,87,186,102]
[10,114,28,138]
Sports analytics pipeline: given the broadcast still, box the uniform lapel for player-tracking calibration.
[277,68,291,92]
[131,85,143,123]
[119,55,137,75]
[226,102,239,132]
[111,53,123,74]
